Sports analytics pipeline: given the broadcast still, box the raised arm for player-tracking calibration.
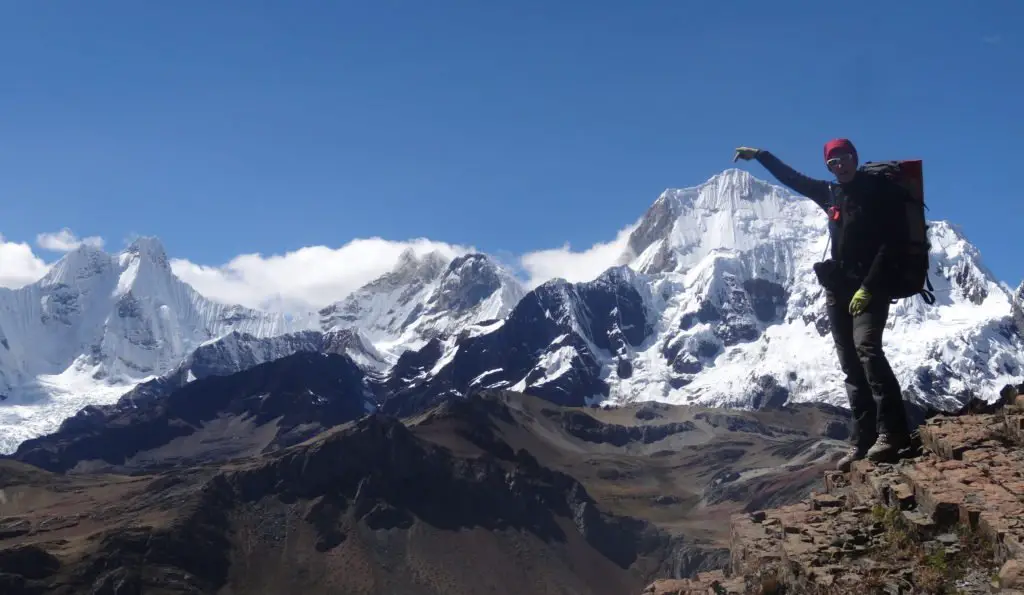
[753,150,834,211]
[734,147,833,211]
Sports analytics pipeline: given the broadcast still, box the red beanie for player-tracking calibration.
[824,138,857,162]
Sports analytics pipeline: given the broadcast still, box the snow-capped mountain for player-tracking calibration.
[3,169,1021,455]
[0,238,313,453]
[319,249,526,358]
[383,169,1024,416]
[99,251,526,413]
[0,241,526,453]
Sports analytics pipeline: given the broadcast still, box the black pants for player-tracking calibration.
[825,285,910,449]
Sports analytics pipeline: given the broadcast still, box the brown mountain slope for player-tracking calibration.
[643,392,1024,594]
[0,391,853,595]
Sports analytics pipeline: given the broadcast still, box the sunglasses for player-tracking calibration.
[826,154,855,167]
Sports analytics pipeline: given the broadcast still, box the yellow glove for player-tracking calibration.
[849,287,872,316]
[733,147,760,162]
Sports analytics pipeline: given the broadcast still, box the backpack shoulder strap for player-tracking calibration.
[820,182,839,261]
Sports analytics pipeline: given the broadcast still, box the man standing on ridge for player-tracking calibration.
[732,139,912,471]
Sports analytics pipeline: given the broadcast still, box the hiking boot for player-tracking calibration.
[865,433,910,463]
[836,445,870,472]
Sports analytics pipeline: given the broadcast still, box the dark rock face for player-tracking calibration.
[823,420,851,441]
[671,546,731,579]
[802,306,832,337]
[114,329,377,410]
[679,277,785,349]
[694,412,772,435]
[425,254,504,313]
[383,337,443,394]
[11,352,371,473]
[0,545,60,580]
[382,269,653,415]
[748,375,790,409]
[951,260,988,305]
[547,410,697,446]
[626,196,679,264]
[743,279,789,323]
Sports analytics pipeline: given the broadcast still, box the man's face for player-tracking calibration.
[827,152,858,183]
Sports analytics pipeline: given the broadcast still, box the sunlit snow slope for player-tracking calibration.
[387,169,1023,415]
[0,238,313,452]
[319,250,526,359]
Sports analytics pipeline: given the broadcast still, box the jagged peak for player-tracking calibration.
[396,247,449,269]
[926,220,1003,290]
[661,167,801,211]
[121,236,170,270]
[928,220,968,243]
[623,167,821,274]
[704,167,758,190]
[441,253,523,286]
[389,248,450,281]
[39,243,114,287]
[448,252,495,270]
[590,264,639,287]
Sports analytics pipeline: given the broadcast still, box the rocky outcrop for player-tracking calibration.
[547,409,698,446]
[642,395,1024,594]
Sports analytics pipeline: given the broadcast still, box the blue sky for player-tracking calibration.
[0,1,1021,303]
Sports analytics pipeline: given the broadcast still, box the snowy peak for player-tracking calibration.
[121,236,170,271]
[318,249,453,336]
[916,221,1004,309]
[424,253,525,316]
[38,244,114,288]
[0,239,311,451]
[372,248,449,290]
[319,250,524,355]
[623,168,824,276]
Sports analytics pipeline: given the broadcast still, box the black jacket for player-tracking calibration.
[753,150,907,294]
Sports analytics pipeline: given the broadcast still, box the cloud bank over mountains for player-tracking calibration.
[0,225,637,311]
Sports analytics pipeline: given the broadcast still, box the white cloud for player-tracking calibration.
[0,234,50,288]
[518,224,637,289]
[171,237,475,311]
[36,228,104,252]
[1,224,639,310]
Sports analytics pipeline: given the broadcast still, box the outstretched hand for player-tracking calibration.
[733,147,760,162]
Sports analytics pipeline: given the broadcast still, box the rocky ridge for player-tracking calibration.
[0,413,672,595]
[0,385,858,595]
[642,382,1024,594]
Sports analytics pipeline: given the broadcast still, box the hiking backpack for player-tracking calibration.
[859,159,936,305]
